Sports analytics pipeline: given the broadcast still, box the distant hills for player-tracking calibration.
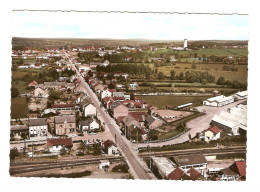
[12,37,248,49]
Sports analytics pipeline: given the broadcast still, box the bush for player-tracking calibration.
[112,163,129,173]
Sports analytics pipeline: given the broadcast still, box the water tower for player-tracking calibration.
[184,39,188,49]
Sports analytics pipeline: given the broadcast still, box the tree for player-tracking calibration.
[130,92,135,100]
[88,70,93,77]
[170,70,176,80]
[179,72,184,80]
[158,72,165,80]
[10,149,19,160]
[48,90,60,101]
[217,76,226,85]
[21,133,27,140]
[11,87,19,98]
[148,130,159,140]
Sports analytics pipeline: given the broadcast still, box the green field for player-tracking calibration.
[11,80,29,94]
[176,48,248,57]
[12,70,38,80]
[11,97,28,119]
[141,95,210,109]
[155,63,248,83]
[144,48,248,57]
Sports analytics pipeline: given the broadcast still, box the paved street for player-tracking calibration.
[67,52,154,180]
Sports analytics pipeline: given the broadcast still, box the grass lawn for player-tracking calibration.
[11,80,29,94]
[11,97,28,119]
[158,129,180,140]
[12,70,38,80]
[141,95,210,109]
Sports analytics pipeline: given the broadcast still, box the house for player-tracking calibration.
[32,87,49,98]
[101,89,112,100]
[78,64,90,72]
[28,81,38,88]
[128,112,147,127]
[79,119,99,134]
[122,115,140,130]
[125,124,144,141]
[112,104,129,119]
[129,82,138,90]
[112,92,124,98]
[47,138,73,153]
[229,161,246,180]
[102,140,119,156]
[219,167,240,181]
[219,161,246,181]
[54,115,76,136]
[99,160,110,169]
[51,103,75,111]
[145,115,164,129]
[151,157,176,179]
[102,60,110,67]
[94,84,105,93]
[83,103,97,117]
[10,125,28,140]
[203,95,234,107]
[204,126,221,142]
[29,118,48,138]
[172,154,207,172]
[187,168,202,180]
[168,167,191,180]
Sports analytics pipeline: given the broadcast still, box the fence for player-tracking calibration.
[138,131,185,144]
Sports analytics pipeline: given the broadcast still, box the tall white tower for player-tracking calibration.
[184,39,188,49]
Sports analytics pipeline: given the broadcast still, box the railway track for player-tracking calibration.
[10,156,124,176]
[139,146,246,158]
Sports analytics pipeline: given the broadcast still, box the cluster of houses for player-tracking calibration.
[151,154,246,181]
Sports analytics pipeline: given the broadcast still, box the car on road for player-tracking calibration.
[89,132,96,135]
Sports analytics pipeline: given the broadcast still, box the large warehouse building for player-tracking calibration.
[211,103,247,135]
[203,95,234,107]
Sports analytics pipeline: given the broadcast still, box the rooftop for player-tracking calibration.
[29,118,47,126]
[173,154,207,166]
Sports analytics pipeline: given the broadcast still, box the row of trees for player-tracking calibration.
[96,64,152,75]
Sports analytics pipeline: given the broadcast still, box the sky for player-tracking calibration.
[12,11,248,40]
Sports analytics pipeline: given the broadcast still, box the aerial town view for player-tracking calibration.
[9,11,248,181]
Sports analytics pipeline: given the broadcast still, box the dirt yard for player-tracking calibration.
[14,162,131,179]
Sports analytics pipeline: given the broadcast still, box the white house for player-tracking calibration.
[99,160,110,169]
[79,119,99,134]
[84,103,97,117]
[32,87,49,98]
[203,95,234,107]
[28,118,48,138]
[101,89,112,100]
[47,138,73,153]
[204,126,221,142]
[102,60,110,67]
[102,140,119,156]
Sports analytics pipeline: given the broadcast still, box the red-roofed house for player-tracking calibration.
[168,167,191,180]
[129,111,147,127]
[204,126,221,142]
[102,140,119,156]
[229,161,246,180]
[47,138,73,153]
[187,168,202,180]
[28,81,38,88]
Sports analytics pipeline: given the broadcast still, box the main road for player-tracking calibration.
[65,52,154,180]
